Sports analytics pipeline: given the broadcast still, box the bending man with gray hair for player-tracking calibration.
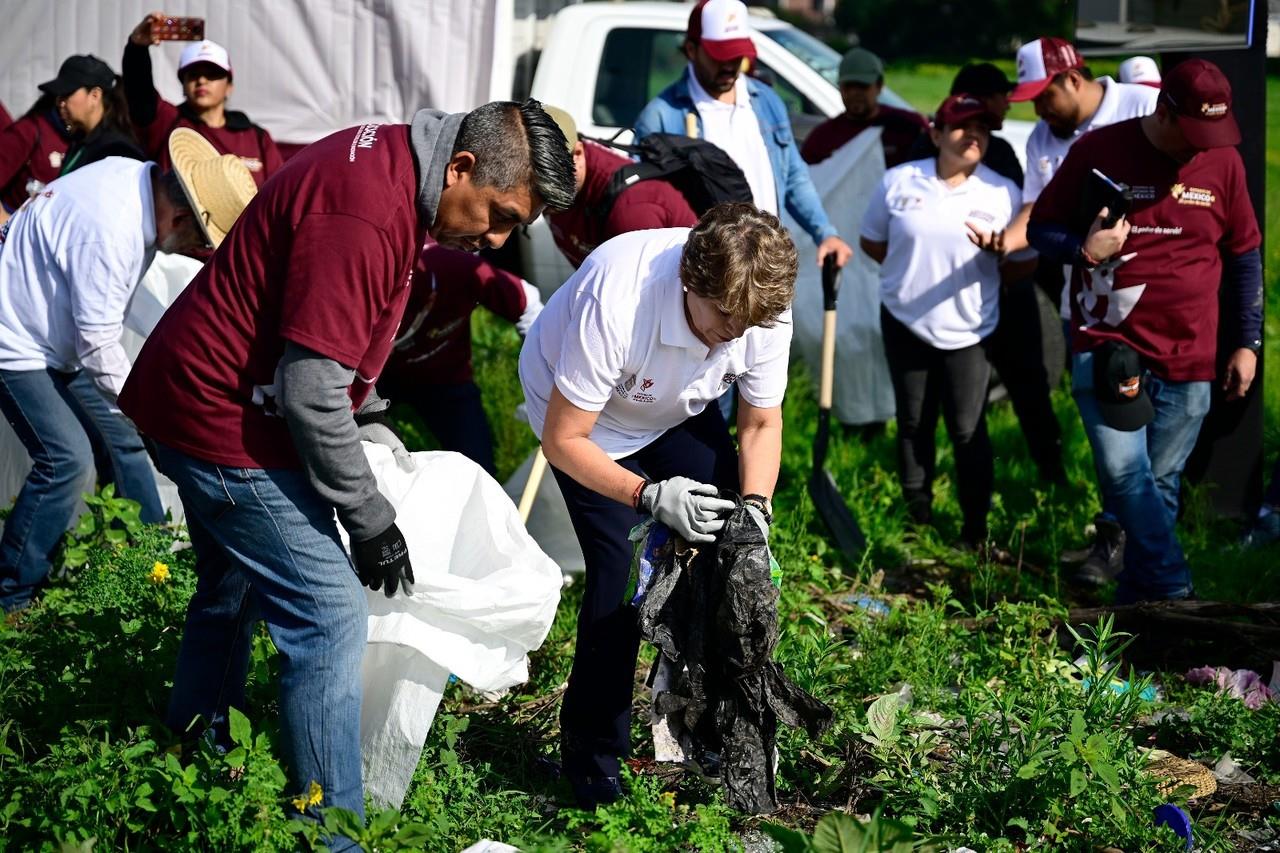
[119,100,575,842]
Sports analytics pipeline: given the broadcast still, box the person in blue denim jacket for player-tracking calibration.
[634,0,852,270]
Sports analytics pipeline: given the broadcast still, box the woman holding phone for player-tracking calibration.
[123,12,282,187]
[859,94,1034,549]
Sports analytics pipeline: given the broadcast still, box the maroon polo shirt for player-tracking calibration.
[382,243,528,386]
[120,123,424,468]
[801,105,929,168]
[0,111,71,211]
[1032,118,1260,381]
[547,141,697,268]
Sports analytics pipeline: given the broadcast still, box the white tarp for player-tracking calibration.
[0,251,203,523]
[785,127,896,427]
[0,0,509,146]
[351,445,562,808]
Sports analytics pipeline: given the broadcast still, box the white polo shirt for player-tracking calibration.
[1023,77,1157,204]
[519,228,792,459]
[0,157,156,401]
[860,158,1021,350]
[687,67,779,216]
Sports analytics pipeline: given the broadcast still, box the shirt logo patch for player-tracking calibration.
[48,150,63,169]
[632,377,658,404]
[348,123,381,162]
[615,374,637,398]
[967,209,996,225]
[889,195,924,212]
[1130,185,1157,200]
[721,372,738,386]
[1170,183,1216,207]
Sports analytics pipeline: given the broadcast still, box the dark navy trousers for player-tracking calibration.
[551,404,739,779]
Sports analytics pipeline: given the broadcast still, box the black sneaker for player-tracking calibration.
[569,774,623,809]
[1072,515,1125,586]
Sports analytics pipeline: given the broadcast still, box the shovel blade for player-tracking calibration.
[808,468,867,560]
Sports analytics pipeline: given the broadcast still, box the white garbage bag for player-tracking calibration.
[350,446,563,808]
[784,127,896,426]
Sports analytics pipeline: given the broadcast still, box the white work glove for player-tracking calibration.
[516,280,544,337]
[638,476,735,544]
[359,421,416,473]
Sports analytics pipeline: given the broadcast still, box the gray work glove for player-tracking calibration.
[638,477,735,544]
[358,421,416,473]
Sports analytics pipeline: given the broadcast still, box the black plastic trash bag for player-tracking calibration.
[632,500,833,813]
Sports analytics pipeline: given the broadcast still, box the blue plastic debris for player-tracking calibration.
[840,594,890,616]
[1153,802,1193,850]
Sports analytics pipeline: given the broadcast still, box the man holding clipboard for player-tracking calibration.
[1028,60,1262,604]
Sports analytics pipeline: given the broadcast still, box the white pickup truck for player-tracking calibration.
[513,1,1033,293]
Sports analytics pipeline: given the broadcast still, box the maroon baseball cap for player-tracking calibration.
[1009,37,1084,102]
[934,94,999,128]
[1161,59,1240,149]
[687,0,757,63]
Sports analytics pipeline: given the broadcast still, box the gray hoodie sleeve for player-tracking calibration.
[278,341,395,542]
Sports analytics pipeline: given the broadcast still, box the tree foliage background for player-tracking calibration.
[833,0,1074,59]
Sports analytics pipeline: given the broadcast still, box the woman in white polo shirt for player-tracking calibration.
[519,202,797,807]
[860,94,1031,548]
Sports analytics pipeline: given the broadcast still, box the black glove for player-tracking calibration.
[351,521,414,598]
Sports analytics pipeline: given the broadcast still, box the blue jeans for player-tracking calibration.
[0,367,164,611]
[154,444,367,840]
[1071,350,1210,602]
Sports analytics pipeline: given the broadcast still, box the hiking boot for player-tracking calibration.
[904,490,933,526]
[1072,515,1125,586]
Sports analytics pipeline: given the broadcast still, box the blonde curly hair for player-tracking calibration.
[679,202,798,329]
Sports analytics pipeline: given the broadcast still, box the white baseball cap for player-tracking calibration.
[1009,37,1083,102]
[1118,56,1161,88]
[177,40,232,79]
[687,0,756,62]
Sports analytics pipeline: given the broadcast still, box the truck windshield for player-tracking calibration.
[758,27,841,87]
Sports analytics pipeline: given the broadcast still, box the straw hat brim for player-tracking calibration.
[168,127,258,249]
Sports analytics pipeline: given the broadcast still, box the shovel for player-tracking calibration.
[518,447,548,524]
[808,254,867,560]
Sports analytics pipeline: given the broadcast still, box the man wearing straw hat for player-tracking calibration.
[0,131,248,614]
[119,100,575,835]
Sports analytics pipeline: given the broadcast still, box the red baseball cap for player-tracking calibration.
[688,0,757,63]
[934,94,999,128]
[1009,37,1084,102]
[1161,58,1240,149]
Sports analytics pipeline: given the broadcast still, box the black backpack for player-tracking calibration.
[586,132,754,219]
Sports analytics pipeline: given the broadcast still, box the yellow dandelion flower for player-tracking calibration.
[148,561,170,584]
[291,780,323,811]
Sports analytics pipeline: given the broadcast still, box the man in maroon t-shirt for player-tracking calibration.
[123,15,283,187]
[1029,59,1262,604]
[541,106,698,268]
[800,47,929,167]
[118,100,575,834]
[379,243,544,475]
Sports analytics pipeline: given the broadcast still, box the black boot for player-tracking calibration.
[1072,515,1125,586]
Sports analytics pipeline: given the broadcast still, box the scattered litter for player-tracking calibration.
[1145,750,1217,799]
[634,505,833,814]
[1184,664,1278,709]
[1213,752,1257,785]
[839,594,891,616]
[460,842,519,853]
[1081,676,1161,702]
[1153,803,1193,850]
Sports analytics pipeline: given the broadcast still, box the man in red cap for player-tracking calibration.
[1027,59,1262,604]
[634,0,852,269]
[1003,36,1157,582]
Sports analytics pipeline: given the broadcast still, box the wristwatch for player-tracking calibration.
[742,493,773,524]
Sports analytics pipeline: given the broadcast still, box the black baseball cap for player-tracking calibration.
[39,55,115,97]
[1092,341,1154,431]
[951,63,1014,97]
